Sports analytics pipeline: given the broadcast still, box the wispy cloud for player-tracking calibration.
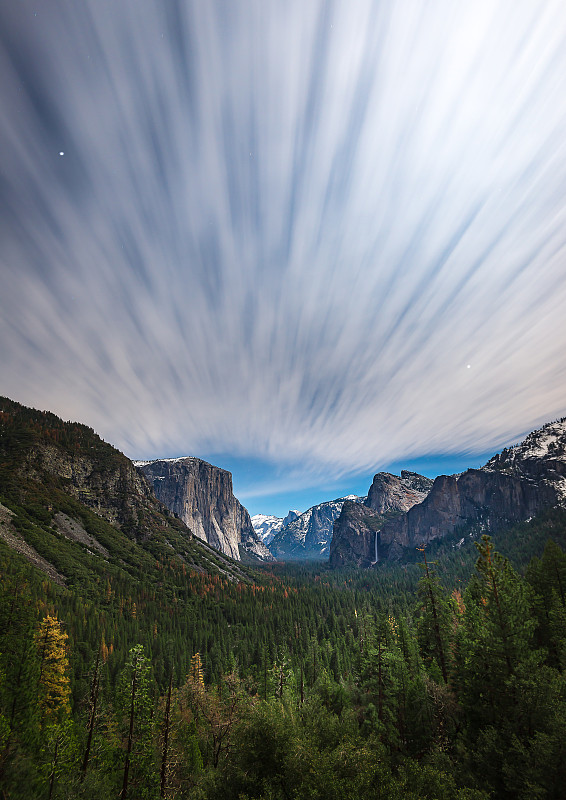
[1,0,566,488]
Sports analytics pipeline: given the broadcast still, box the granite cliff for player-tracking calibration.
[330,471,432,567]
[0,396,247,582]
[330,419,566,567]
[366,470,433,513]
[135,457,273,563]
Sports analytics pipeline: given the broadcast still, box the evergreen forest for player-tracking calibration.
[2,511,566,799]
[2,397,566,798]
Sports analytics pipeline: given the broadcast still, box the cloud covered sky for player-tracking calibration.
[2,0,566,515]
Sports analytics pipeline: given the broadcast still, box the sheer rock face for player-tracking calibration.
[377,469,560,561]
[330,418,566,567]
[329,471,431,568]
[135,458,273,562]
[327,502,385,568]
[366,471,433,513]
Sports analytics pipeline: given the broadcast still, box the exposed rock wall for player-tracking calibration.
[330,418,566,567]
[378,469,560,560]
[136,458,273,562]
[327,502,386,568]
[366,471,432,513]
[329,470,432,567]
[0,396,250,582]
[22,442,161,539]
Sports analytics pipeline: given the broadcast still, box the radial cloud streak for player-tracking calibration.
[1,0,566,489]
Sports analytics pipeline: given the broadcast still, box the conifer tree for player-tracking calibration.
[416,548,452,683]
[117,644,156,800]
[526,539,566,670]
[473,535,534,679]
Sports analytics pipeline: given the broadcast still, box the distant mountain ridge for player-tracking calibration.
[330,418,566,568]
[5,395,565,575]
[268,495,366,560]
[251,510,299,545]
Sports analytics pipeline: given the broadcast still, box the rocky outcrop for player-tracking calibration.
[269,495,364,560]
[326,502,387,568]
[0,396,249,582]
[330,418,566,567]
[23,442,159,538]
[329,471,431,567]
[366,471,433,513]
[135,458,273,563]
[377,468,560,561]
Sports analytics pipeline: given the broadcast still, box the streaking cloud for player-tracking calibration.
[1,0,566,491]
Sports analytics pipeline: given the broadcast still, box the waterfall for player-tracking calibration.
[371,530,379,565]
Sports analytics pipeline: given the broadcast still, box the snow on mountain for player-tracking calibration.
[269,496,365,559]
[483,417,566,503]
[251,510,300,545]
[485,419,566,467]
[133,456,200,467]
[251,514,283,545]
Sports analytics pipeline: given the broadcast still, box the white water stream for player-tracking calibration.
[371,530,379,565]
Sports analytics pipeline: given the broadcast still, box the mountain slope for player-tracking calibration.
[0,397,247,586]
[251,510,299,544]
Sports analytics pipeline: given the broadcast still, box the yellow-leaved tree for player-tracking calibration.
[35,614,71,723]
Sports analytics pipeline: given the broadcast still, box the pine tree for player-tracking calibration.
[473,535,534,679]
[117,644,156,800]
[416,547,452,683]
[526,539,566,670]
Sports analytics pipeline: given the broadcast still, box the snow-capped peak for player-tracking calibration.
[133,456,198,467]
[251,514,284,545]
[485,418,566,470]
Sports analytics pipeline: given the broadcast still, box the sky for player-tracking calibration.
[2,1,566,518]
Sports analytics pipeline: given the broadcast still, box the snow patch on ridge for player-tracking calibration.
[252,511,300,545]
[485,419,566,470]
[133,456,199,467]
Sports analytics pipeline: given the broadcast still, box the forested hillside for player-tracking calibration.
[2,397,566,798]
[1,508,566,798]
[0,397,248,584]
